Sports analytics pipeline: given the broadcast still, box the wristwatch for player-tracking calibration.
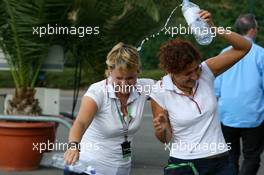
[67,141,81,152]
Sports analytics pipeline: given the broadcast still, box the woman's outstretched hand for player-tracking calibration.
[153,111,170,133]
[64,148,79,165]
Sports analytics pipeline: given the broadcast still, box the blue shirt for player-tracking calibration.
[214,40,264,128]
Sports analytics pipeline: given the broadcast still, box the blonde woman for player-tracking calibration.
[64,43,154,175]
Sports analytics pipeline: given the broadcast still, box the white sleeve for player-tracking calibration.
[201,61,215,81]
[84,83,104,109]
[136,78,156,99]
[149,81,166,109]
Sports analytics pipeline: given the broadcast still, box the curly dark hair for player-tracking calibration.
[159,39,201,74]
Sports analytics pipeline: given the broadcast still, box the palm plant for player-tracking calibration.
[66,0,162,84]
[0,0,163,115]
[0,0,72,115]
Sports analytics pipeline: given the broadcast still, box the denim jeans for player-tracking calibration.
[164,153,235,175]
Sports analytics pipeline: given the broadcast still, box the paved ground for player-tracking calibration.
[0,89,263,175]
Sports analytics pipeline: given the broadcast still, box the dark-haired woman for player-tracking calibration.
[150,10,251,175]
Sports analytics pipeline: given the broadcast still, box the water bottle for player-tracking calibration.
[182,0,213,45]
[52,153,65,169]
[65,160,96,174]
[45,153,96,174]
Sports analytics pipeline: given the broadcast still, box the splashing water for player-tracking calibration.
[137,4,182,51]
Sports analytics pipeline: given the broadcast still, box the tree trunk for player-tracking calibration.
[4,88,42,116]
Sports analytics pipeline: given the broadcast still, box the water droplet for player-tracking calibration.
[136,5,180,51]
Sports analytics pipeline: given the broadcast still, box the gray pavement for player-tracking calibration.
[0,89,263,175]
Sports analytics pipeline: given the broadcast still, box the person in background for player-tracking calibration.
[214,14,264,175]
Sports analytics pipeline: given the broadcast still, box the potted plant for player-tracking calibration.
[0,0,72,171]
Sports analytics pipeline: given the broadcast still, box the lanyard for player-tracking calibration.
[114,100,134,141]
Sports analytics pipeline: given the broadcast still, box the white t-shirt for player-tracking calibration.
[150,62,229,160]
[79,78,155,175]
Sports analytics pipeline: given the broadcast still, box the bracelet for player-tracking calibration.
[67,141,81,152]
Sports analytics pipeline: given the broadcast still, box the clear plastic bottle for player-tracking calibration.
[50,153,65,169]
[49,153,96,174]
[182,0,213,45]
[65,160,96,174]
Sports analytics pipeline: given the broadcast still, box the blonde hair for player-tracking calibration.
[105,42,141,77]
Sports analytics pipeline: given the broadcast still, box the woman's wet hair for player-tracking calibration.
[159,39,201,74]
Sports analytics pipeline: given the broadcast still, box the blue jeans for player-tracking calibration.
[164,153,236,175]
